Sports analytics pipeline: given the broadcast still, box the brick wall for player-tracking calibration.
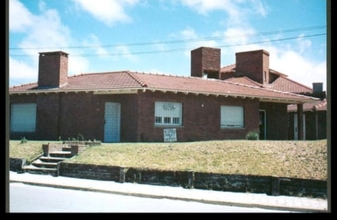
[191,47,221,78]
[38,52,68,88]
[11,91,291,142]
[57,161,327,198]
[36,94,60,140]
[235,50,270,85]
[136,91,259,142]
[260,102,288,140]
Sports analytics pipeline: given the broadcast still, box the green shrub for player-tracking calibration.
[20,137,28,144]
[246,131,259,140]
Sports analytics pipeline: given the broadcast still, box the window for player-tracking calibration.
[221,105,244,128]
[155,102,182,126]
[10,103,37,132]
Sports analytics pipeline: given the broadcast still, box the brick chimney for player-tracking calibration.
[312,82,325,100]
[191,47,221,79]
[38,51,69,88]
[235,49,270,85]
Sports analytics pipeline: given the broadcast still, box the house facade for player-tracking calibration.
[219,50,327,140]
[287,97,327,140]
[9,47,319,142]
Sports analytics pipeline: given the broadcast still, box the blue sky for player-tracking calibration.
[9,0,327,90]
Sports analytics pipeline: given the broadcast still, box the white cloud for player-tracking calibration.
[68,56,90,75]
[180,27,217,56]
[9,56,38,85]
[9,0,35,32]
[270,50,326,91]
[296,34,312,54]
[9,1,92,85]
[71,0,139,26]
[18,9,72,56]
[83,34,110,57]
[113,45,138,62]
[179,0,268,25]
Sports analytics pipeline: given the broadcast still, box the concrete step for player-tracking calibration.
[62,147,72,152]
[49,151,72,158]
[32,159,58,168]
[39,156,67,163]
[22,165,57,176]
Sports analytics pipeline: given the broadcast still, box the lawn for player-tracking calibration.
[9,139,328,180]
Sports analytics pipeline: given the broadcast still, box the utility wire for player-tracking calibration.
[10,32,326,57]
[9,25,326,50]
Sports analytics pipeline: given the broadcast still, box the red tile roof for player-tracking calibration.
[222,76,262,87]
[220,64,312,94]
[220,64,236,73]
[269,76,312,94]
[9,70,319,104]
[288,99,327,112]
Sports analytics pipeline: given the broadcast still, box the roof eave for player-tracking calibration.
[9,88,140,95]
[9,87,319,104]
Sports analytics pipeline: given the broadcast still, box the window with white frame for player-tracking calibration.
[155,101,182,126]
[220,105,244,128]
[10,103,37,132]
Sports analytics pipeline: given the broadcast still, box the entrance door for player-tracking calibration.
[259,110,266,140]
[104,102,121,142]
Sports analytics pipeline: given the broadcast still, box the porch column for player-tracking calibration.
[297,104,304,140]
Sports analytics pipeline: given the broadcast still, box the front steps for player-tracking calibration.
[22,147,73,176]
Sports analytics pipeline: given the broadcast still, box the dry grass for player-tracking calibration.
[9,140,60,162]
[9,139,327,180]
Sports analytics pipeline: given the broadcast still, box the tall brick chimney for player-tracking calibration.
[235,49,270,85]
[191,47,221,79]
[38,51,69,88]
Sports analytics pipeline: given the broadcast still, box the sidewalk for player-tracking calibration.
[9,171,328,213]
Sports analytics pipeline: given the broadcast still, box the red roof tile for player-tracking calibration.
[9,71,318,104]
[222,76,263,87]
[220,64,312,94]
[220,64,236,73]
[288,99,327,112]
[269,76,312,94]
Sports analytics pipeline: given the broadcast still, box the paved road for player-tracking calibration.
[8,171,328,213]
[10,182,294,213]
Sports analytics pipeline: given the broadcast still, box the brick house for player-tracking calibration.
[9,47,319,142]
[220,49,327,140]
[287,97,327,140]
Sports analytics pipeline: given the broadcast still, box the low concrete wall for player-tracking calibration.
[58,162,327,199]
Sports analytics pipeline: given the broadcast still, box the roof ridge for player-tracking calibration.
[240,76,263,87]
[127,71,148,87]
[222,78,317,100]
[269,68,288,77]
[221,63,236,69]
[70,70,129,78]
[271,75,313,91]
[10,82,37,88]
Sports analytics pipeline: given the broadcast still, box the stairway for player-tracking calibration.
[22,146,73,176]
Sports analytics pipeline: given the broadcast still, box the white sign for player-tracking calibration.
[163,128,177,142]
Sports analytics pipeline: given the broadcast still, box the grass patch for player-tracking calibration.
[9,139,327,180]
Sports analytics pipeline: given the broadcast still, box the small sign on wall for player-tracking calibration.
[163,128,177,142]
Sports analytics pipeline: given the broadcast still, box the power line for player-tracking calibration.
[9,25,326,50]
[10,33,326,57]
